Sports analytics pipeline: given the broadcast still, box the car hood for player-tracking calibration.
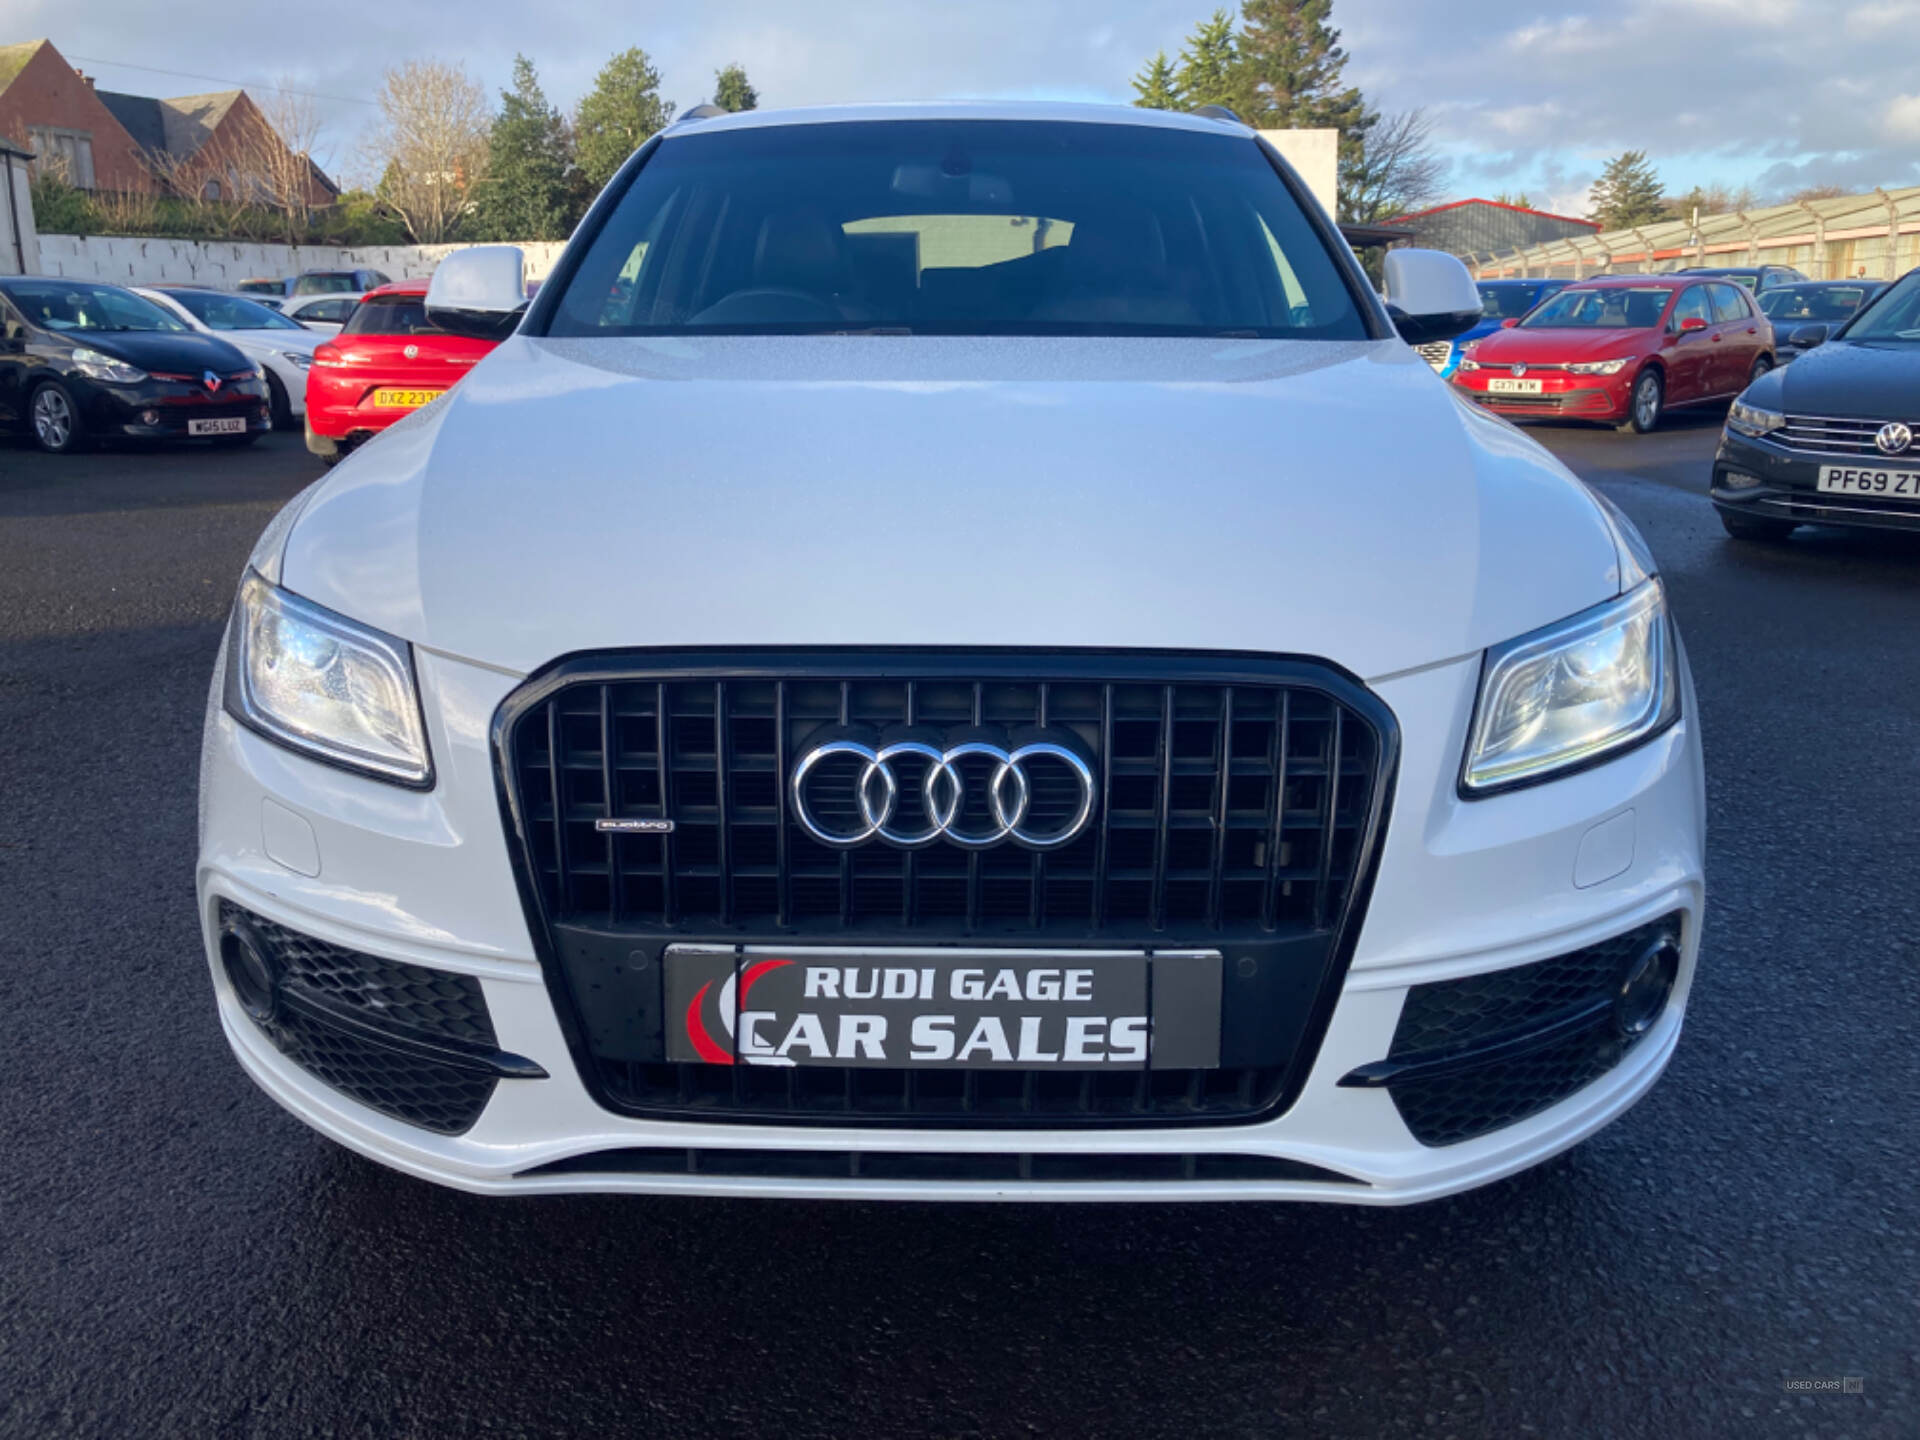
[279,335,1629,683]
[73,330,250,372]
[1467,328,1648,365]
[1747,339,1920,419]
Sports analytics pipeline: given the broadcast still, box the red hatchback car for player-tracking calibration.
[304,280,501,464]
[1450,275,1774,432]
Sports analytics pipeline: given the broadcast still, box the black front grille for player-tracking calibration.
[221,902,525,1136]
[494,652,1396,1129]
[1352,915,1684,1147]
[521,1146,1363,1185]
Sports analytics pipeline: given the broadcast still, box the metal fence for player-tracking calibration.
[1470,185,1920,282]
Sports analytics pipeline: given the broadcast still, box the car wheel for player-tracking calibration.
[1748,355,1773,385]
[1619,369,1663,433]
[265,372,293,430]
[1719,508,1797,543]
[28,381,86,454]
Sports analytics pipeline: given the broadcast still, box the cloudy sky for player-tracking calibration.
[18,0,1920,212]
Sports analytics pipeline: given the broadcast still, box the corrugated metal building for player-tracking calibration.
[1387,199,1600,259]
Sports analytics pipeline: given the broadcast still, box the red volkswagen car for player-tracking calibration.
[304,280,502,464]
[1450,275,1774,432]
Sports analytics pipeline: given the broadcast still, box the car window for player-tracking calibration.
[1708,284,1749,323]
[341,297,443,336]
[1,280,188,333]
[294,273,362,296]
[0,297,28,342]
[1478,284,1545,319]
[546,119,1368,339]
[1523,286,1671,329]
[1842,271,1920,342]
[1670,287,1713,328]
[168,290,304,331]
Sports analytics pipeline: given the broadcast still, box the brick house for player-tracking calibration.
[0,38,335,206]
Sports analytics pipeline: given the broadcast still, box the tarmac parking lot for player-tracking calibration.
[2,416,1916,1436]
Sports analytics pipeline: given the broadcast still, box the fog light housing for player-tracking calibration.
[140,408,160,426]
[218,912,279,1023]
[1615,934,1680,1039]
[1721,471,1762,491]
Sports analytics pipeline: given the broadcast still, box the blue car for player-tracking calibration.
[1418,279,1568,378]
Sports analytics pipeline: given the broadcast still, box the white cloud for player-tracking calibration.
[1884,94,1920,140]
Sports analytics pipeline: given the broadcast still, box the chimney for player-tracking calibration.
[74,68,95,89]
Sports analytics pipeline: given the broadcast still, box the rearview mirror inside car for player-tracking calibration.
[425,246,529,341]
[1382,249,1482,345]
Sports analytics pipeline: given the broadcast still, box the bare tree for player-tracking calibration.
[240,85,329,243]
[1340,108,1448,224]
[361,60,490,244]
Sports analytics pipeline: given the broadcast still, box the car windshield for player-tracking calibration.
[1479,284,1548,319]
[167,290,304,331]
[341,297,442,336]
[1841,272,1920,342]
[1521,287,1670,329]
[4,280,188,333]
[1759,285,1871,322]
[295,273,362,295]
[544,119,1367,339]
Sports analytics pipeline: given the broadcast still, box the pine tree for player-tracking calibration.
[575,48,675,193]
[1590,151,1667,230]
[1173,11,1244,112]
[1131,52,1180,110]
[1234,0,1370,132]
[471,56,575,242]
[713,64,758,113]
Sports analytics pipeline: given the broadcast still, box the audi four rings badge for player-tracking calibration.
[790,732,1097,850]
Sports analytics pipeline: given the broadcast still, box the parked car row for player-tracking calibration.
[235,267,393,301]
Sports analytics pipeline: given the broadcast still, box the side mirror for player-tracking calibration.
[425,245,528,341]
[0,333,22,354]
[1500,317,1519,329]
[1677,316,1708,334]
[1382,248,1482,345]
[1788,322,1829,349]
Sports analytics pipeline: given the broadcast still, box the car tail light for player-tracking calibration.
[311,344,347,368]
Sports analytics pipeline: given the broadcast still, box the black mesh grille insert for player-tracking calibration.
[1382,915,1683,1147]
[494,654,1396,1129]
[221,901,500,1135]
[521,1146,1364,1185]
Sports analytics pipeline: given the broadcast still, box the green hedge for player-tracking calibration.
[29,176,412,247]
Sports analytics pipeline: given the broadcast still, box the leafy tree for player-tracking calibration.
[575,48,675,193]
[472,56,576,241]
[1590,151,1667,230]
[1131,51,1180,110]
[1493,190,1533,209]
[1666,180,1757,221]
[713,63,758,113]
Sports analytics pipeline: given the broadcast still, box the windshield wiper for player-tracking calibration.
[830,326,914,336]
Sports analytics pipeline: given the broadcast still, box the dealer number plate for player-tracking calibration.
[664,946,1222,1071]
[371,388,444,408]
[1818,465,1920,497]
[187,417,246,436]
[1487,377,1545,395]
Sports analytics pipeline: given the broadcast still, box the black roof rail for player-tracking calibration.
[1192,104,1245,125]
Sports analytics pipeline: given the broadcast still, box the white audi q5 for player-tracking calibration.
[198,102,1704,1202]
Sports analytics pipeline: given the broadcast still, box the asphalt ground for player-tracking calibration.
[1,412,1915,1438]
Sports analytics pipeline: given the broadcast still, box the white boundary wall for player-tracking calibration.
[33,235,570,287]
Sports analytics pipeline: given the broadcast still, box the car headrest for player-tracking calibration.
[1066,209,1169,283]
[754,207,845,292]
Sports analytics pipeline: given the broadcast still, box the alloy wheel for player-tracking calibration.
[1635,374,1661,430]
[32,388,73,450]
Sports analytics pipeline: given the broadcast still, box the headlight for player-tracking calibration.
[1727,399,1784,437]
[224,570,433,786]
[1567,358,1629,375]
[71,347,148,384]
[1462,580,1678,794]
[1458,358,1481,372]
[282,351,313,370]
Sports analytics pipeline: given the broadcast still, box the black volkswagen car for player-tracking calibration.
[1712,267,1920,540]
[0,277,269,454]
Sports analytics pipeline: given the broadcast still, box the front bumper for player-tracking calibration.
[1713,430,1920,533]
[197,645,1706,1202]
[80,375,271,439]
[1450,371,1632,422]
